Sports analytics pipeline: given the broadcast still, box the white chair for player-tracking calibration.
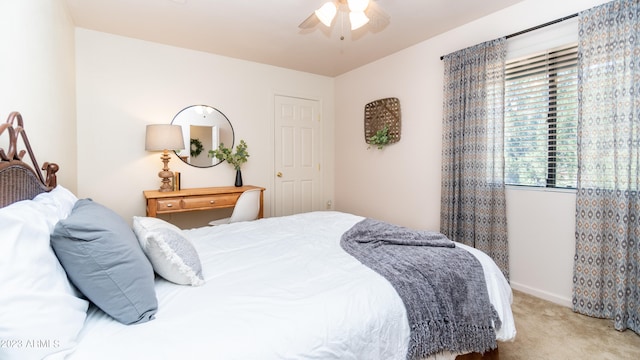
[208,189,261,225]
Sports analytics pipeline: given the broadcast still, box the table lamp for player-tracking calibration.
[145,124,185,192]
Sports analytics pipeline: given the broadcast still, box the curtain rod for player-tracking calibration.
[439,12,578,60]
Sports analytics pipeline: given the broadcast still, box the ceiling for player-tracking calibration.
[64,0,524,77]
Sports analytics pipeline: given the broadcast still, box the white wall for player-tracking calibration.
[3,0,612,308]
[75,29,335,228]
[0,0,77,190]
[334,0,610,306]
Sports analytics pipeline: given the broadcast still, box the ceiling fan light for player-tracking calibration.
[347,0,370,12]
[349,11,369,30]
[315,2,337,27]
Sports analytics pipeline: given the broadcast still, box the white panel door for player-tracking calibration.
[274,95,322,216]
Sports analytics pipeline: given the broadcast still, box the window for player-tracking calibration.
[504,44,578,188]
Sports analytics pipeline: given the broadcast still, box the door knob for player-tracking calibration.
[277,172,283,178]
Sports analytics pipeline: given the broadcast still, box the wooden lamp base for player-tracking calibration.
[157,149,174,192]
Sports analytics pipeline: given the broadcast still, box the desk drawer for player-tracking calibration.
[156,199,182,212]
[181,194,239,210]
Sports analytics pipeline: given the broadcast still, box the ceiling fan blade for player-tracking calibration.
[298,12,319,29]
[365,2,390,32]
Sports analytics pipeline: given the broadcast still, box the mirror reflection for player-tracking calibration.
[171,105,235,168]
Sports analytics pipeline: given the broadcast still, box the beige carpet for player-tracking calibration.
[498,290,640,359]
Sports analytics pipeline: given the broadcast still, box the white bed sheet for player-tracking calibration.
[65,211,514,360]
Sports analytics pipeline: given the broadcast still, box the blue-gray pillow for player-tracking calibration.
[51,199,157,325]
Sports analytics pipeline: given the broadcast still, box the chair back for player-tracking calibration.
[228,189,261,223]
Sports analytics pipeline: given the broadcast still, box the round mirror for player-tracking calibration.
[171,105,235,168]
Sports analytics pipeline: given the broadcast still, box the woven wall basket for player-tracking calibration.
[364,97,401,146]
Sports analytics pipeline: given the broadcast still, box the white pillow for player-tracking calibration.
[33,185,78,221]
[0,190,88,360]
[132,216,205,286]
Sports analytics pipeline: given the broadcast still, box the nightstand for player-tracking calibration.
[143,185,265,218]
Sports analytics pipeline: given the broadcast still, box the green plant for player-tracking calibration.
[208,140,249,170]
[368,124,390,149]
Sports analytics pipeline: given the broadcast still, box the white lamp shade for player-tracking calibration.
[315,2,337,27]
[349,11,369,30]
[145,124,185,151]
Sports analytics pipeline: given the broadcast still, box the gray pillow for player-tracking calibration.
[51,199,158,325]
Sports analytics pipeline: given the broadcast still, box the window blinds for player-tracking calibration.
[504,44,578,188]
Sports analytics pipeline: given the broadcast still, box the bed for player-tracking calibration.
[0,113,515,360]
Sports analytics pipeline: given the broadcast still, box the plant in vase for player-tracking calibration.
[208,140,249,187]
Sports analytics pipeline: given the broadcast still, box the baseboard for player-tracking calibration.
[510,282,573,308]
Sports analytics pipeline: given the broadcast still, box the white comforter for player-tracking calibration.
[67,211,515,360]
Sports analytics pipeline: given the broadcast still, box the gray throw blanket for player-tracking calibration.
[340,218,501,359]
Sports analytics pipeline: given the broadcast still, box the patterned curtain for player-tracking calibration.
[573,0,640,334]
[440,38,510,279]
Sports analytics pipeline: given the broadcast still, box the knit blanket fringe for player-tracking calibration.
[409,321,499,357]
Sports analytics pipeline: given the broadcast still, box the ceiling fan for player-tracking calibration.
[299,0,390,37]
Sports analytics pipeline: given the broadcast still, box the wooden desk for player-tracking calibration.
[143,185,265,218]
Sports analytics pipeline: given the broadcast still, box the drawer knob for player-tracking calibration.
[166,203,173,207]
[209,200,215,204]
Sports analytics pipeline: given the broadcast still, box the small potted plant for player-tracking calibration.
[208,140,249,186]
